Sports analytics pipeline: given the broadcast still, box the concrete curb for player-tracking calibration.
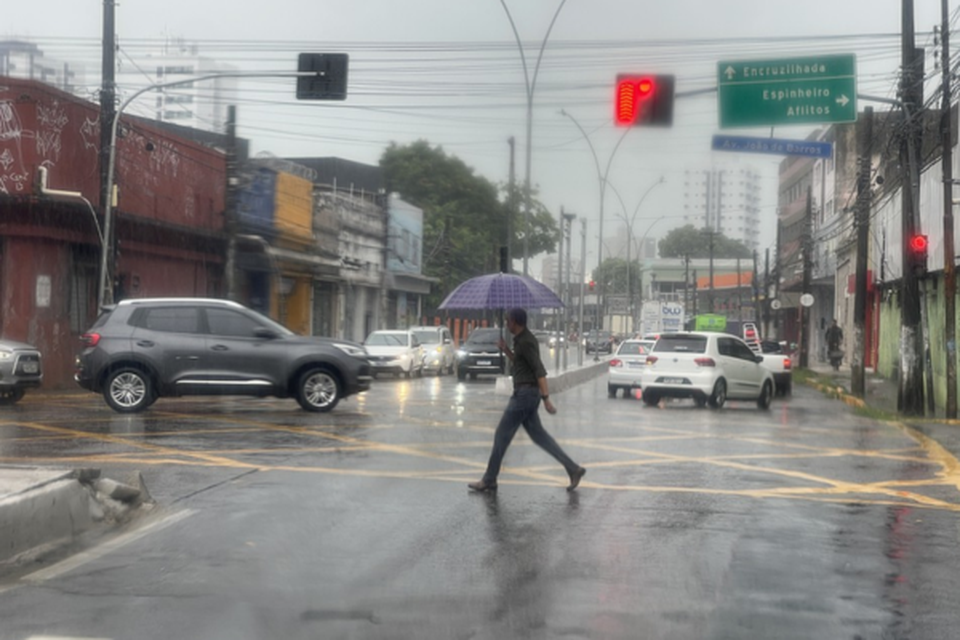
[0,466,153,567]
[495,359,609,396]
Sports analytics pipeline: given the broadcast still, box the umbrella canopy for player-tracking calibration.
[438,273,564,310]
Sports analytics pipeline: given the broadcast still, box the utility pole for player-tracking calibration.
[705,230,716,313]
[736,256,743,323]
[563,211,574,369]
[752,250,759,324]
[555,207,565,371]
[224,106,239,300]
[692,270,699,318]
[899,0,925,415]
[941,0,958,419]
[578,218,586,366]
[684,254,690,320]
[774,221,782,337]
[763,248,771,337]
[98,0,117,307]
[800,186,813,369]
[507,136,515,271]
[852,107,873,398]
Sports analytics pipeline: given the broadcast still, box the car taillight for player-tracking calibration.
[81,332,101,347]
[645,356,658,365]
[783,358,792,370]
[609,358,623,368]
[694,357,716,367]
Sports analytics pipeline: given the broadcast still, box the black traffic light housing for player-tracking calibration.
[909,234,929,275]
[297,53,349,100]
[615,74,675,127]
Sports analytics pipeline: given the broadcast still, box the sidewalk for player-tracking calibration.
[803,361,960,467]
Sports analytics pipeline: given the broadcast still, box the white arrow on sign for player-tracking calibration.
[836,94,850,107]
[724,66,736,80]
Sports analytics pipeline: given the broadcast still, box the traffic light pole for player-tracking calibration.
[898,0,925,416]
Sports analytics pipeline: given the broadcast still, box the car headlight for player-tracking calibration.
[0,350,12,361]
[333,343,367,358]
[456,349,467,359]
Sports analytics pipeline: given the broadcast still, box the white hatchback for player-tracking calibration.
[639,332,775,409]
[607,339,655,398]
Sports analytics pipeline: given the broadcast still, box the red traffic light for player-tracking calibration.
[614,74,675,127]
[588,280,596,291]
[909,234,929,253]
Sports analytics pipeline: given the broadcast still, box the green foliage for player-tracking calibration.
[592,257,643,295]
[380,140,558,310]
[658,224,752,259]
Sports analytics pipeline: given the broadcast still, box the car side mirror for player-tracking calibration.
[755,355,764,364]
[254,327,278,339]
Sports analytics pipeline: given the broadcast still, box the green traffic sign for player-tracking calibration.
[717,54,857,128]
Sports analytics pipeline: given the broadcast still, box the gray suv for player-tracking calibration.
[75,298,372,413]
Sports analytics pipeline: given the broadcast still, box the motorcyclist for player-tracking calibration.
[825,319,843,369]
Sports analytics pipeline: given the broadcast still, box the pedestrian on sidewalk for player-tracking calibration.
[468,307,586,493]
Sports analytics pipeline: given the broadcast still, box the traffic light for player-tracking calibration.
[909,234,928,274]
[614,74,675,127]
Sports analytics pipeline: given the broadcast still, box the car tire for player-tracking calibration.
[694,395,708,408]
[0,388,25,405]
[608,384,618,398]
[296,367,341,412]
[470,373,478,381]
[708,379,727,409]
[457,368,467,381]
[642,392,659,407]
[104,367,154,413]
[782,380,792,396]
[757,380,773,410]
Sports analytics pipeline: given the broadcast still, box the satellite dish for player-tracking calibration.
[770,299,782,310]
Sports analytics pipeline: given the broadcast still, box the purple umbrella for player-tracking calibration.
[438,273,564,310]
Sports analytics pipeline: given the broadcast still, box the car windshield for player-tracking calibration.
[617,342,650,356]
[655,335,708,353]
[412,330,440,344]
[365,332,409,346]
[467,330,502,345]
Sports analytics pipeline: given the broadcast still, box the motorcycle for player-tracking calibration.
[828,347,843,371]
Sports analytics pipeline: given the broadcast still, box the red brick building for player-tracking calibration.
[0,78,227,388]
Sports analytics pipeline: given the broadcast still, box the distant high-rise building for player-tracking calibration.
[0,41,84,95]
[124,41,237,133]
[682,165,761,251]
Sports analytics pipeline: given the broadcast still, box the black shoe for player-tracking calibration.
[468,480,498,493]
[566,467,586,492]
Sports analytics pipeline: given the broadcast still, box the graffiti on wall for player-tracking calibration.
[0,98,28,194]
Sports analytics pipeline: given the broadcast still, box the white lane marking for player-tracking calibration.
[23,636,113,639]
[21,509,196,584]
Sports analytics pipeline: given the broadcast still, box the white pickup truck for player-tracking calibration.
[758,340,792,396]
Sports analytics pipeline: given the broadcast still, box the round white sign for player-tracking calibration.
[770,299,782,310]
[800,293,815,307]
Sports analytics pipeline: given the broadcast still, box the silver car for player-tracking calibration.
[0,338,43,405]
[410,325,456,376]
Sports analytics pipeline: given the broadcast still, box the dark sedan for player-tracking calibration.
[456,327,510,381]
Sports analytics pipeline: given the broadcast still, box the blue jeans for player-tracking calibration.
[481,387,579,484]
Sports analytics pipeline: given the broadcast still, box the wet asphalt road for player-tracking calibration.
[1,367,960,639]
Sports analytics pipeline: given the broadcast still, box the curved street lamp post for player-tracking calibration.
[559,109,631,335]
[497,0,569,276]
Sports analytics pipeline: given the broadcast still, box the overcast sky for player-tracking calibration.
[4,1,949,275]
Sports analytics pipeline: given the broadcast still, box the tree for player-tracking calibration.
[380,141,558,309]
[658,224,751,259]
[592,257,642,296]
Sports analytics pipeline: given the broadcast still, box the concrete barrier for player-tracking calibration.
[495,359,609,396]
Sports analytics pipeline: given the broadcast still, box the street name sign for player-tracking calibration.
[712,134,833,159]
[717,54,856,128]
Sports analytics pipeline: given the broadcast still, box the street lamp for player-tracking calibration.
[559,109,631,333]
[497,0,569,276]
[99,70,318,308]
[608,178,665,334]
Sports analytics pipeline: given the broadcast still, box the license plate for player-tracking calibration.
[22,362,39,374]
[628,361,644,368]
[663,377,685,384]
[477,360,491,366]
